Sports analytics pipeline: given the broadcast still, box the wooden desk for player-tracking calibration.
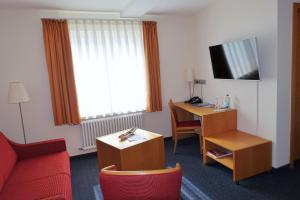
[174,102,219,116]
[173,102,237,145]
[96,129,165,171]
[173,102,272,182]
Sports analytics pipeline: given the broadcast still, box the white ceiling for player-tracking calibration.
[149,0,214,15]
[0,0,214,16]
[0,0,132,12]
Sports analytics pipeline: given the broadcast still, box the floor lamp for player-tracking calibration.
[8,82,30,144]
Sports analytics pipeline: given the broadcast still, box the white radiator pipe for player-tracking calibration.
[80,112,144,150]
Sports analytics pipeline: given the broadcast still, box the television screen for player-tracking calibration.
[209,38,260,80]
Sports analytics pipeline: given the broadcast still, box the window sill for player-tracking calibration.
[81,111,145,121]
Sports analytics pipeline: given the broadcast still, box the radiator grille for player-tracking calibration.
[80,112,144,150]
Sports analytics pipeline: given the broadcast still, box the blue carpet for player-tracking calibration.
[71,136,300,200]
[93,176,212,200]
[93,185,103,200]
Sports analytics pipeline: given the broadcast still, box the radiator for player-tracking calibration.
[80,112,144,150]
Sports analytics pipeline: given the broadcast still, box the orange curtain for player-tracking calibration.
[142,21,162,112]
[42,19,80,125]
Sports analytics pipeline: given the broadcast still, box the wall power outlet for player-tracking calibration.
[194,79,206,85]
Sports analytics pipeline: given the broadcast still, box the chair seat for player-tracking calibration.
[177,120,201,128]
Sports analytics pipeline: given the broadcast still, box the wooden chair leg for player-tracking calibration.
[173,132,178,154]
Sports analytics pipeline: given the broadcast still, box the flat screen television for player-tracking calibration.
[209,38,260,80]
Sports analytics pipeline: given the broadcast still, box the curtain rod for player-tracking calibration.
[66,18,142,21]
[41,17,156,22]
[39,9,159,22]
[41,17,148,21]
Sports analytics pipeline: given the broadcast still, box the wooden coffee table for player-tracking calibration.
[96,129,165,171]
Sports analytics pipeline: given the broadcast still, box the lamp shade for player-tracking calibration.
[8,82,30,104]
[186,68,194,83]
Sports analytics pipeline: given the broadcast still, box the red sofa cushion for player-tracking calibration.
[0,133,17,192]
[7,151,70,183]
[0,173,71,200]
[0,151,71,200]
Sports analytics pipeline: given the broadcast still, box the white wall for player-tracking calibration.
[193,0,280,166]
[276,0,300,167]
[276,0,293,169]
[0,9,195,156]
[144,15,196,135]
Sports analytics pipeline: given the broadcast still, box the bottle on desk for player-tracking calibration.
[224,94,231,109]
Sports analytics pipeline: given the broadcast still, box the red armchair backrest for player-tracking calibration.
[99,164,182,200]
[0,132,17,192]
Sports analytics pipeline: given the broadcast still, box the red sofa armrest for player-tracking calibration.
[8,138,67,160]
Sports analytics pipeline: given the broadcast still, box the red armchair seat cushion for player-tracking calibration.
[0,152,71,200]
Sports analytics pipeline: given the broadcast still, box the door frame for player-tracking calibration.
[290,3,300,168]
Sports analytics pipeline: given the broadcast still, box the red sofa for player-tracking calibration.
[0,132,72,200]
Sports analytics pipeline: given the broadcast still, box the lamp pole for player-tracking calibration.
[188,81,193,99]
[186,68,194,99]
[18,103,27,144]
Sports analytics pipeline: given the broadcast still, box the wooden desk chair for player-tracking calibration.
[99,163,182,200]
[168,99,201,153]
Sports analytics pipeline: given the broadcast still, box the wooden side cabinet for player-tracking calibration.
[203,130,272,182]
[96,129,165,171]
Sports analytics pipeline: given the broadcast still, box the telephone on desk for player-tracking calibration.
[185,96,203,104]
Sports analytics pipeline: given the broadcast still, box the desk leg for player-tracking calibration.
[199,135,203,155]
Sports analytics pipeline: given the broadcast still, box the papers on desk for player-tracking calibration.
[192,103,214,108]
[213,108,229,112]
[127,133,146,142]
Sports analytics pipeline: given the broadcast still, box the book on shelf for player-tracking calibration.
[207,148,232,159]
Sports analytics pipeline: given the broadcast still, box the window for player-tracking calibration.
[68,19,147,119]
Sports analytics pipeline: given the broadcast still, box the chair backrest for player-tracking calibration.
[0,132,17,193]
[168,99,178,126]
[99,163,182,200]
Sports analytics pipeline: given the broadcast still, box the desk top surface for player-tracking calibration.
[96,129,163,150]
[174,102,235,116]
[205,130,271,151]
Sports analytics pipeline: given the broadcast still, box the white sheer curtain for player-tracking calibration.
[68,19,147,119]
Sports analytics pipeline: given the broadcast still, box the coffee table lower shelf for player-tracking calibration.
[203,130,272,182]
[206,154,234,170]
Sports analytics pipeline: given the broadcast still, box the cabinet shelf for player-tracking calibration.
[203,130,272,182]
[206,153,233,169]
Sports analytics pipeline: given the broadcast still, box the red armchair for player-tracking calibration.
[99,163,182,200]
[0,131,72,200]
